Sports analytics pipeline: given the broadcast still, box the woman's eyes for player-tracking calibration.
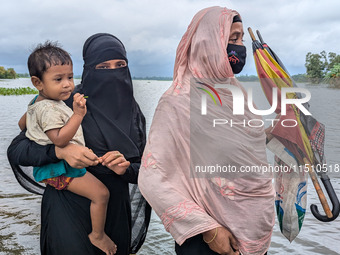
[229,38,245,44]
[97,65,109,69]
[96,63,126,69]
[116,62,126,68]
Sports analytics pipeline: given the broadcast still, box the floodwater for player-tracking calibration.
[0,79,339,254]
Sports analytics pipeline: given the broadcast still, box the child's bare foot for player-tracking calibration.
[88,232,117,255]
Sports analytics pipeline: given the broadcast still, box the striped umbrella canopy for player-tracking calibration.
[248,27,339,222]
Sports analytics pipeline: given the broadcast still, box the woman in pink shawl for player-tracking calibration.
[138,6,274,255]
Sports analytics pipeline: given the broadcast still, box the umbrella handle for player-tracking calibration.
[256,30,265,44]
[247,27,256,42]
[303,158,333,219]
[310,174,340,222]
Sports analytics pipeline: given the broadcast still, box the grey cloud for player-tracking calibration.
[1,0,339,76]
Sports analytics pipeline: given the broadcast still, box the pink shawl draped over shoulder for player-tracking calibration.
[138,6,275,255]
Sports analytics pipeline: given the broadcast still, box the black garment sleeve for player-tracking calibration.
[121,162,140,184]
[7,129,59,167]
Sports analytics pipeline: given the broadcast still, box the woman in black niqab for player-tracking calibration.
[8,33,150,255]
[79,33,145,160]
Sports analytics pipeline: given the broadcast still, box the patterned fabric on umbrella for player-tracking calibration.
[256,30,327,166]
[248,27,339,225]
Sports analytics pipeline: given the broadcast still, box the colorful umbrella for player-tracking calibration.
[248,27,339,222]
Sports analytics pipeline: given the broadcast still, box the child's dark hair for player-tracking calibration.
[28,41,72,80]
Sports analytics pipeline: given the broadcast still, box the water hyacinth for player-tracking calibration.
[0,87,38,96]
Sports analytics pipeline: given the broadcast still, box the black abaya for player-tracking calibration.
[7,127,137,255]
[41,172,131,255]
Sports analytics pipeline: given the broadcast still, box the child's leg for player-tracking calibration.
[67,172,117,255]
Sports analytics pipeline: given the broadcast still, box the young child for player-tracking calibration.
[19,41,117,255]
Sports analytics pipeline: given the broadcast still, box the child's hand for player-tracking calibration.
[73,93,87,117]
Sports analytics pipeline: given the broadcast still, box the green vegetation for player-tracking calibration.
[2,50,339,88]
[16,73,82,79]
[16,73,30,78]
[0,66,17,79]
[305,51,340,87]
[132,75,261,82]
[132,76,173,81]
[235,74,259,82]
[236,74,308,83]
[323,63,340,88]
[0,87,38,96]
[291,73,308,83]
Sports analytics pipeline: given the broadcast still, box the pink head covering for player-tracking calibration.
[170,6,237,94]
[138,6,275,255]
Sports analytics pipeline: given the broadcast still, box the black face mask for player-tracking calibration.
[227,44,247,74]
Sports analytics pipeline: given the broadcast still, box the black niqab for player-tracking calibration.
[78,33,145,159]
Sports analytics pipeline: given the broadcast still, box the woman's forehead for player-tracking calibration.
[230,22,244,35]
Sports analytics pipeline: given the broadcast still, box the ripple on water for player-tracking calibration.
[138,212,174,255]
[1,80,340,254]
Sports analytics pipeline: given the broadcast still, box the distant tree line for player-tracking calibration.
[0,66,17,79]
[17,73,30,78]
[132,76,173,81]
[235,74,258,81]
[3,51,340,88]
[16,73,82,79]
[131,74,310,83]
[291,73,308,83]
[305,51,340,86]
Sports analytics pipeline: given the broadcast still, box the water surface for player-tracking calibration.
[0,79,339,254]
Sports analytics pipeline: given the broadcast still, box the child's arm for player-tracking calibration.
[45,93,87,148]
[18,113,27,130]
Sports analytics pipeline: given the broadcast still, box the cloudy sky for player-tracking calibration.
[1,0,340,77]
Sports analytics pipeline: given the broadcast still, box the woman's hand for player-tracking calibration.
[202,227,239,255]
[55,143,99,168]
[99,151,130,175]
[265,113,281,143]
[265,126,274,143]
